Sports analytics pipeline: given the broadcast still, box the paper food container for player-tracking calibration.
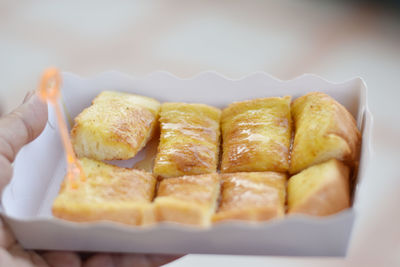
[1,71,372,257]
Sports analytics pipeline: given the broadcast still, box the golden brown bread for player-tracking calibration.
[287,159,350,216]
[63,91,359,225]
[153,173,220,226]
[153,103,221,178]
[213,172,286,222]
[221,97,292,173]
[290,92,361,174]
[71,91,160,161]
[52,158,156,225]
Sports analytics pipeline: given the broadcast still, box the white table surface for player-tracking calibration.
[1,1,399,266]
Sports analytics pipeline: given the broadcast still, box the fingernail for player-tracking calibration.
[23,90,35,103]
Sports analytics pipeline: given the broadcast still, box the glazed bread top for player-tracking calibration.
[221,96,292,173]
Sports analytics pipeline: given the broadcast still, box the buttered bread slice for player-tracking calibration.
[52,158,156,225]
[153,103,221,178]
[221,96,292,173]
[71,91,160,161]
[153,173,220,226]
[288,159,350,216]
[290,92,361,174]
[213,172,286,222]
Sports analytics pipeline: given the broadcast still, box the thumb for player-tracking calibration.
[0,91,48,163]
[0,92,48,190]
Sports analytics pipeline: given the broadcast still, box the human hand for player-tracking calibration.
[0,92,180,267]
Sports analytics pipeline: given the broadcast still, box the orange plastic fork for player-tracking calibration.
[38,68,85,189]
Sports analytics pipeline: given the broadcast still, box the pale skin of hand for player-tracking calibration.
[0,92,180,267]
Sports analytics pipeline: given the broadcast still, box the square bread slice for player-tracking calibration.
[287,159,350,216]
[213,172,286,222]
[221,96,292,173]
[289,92,361,174]
[52,158,157,225]
[71,91,160,161]
[153,103,221,178]
[153,173,220,226]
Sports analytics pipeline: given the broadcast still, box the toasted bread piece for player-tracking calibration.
[290,92,361,174]
[71,91,160,161]
[288,159,350,216]
[52,158,156,225]
[153,173,220,226]
[213,172,286,222]
[221,97,292,173]
[153,103,221,178]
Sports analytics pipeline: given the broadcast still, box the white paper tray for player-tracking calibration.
[1,71,373,257]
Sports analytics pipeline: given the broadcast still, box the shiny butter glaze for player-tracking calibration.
[221,97,292,173]
[153,103,221,178]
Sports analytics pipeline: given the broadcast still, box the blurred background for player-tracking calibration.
[1,0,399,266]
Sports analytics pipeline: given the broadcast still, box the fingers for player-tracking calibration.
[83,253,182,267]
[0,218,16,249]
[41,251,81,267]
[0,91,48,191]
[0,91,48,163]
[144,254,182,266]
[7,243,49,267]
[0,155,13,191]
[83,253,113,267]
